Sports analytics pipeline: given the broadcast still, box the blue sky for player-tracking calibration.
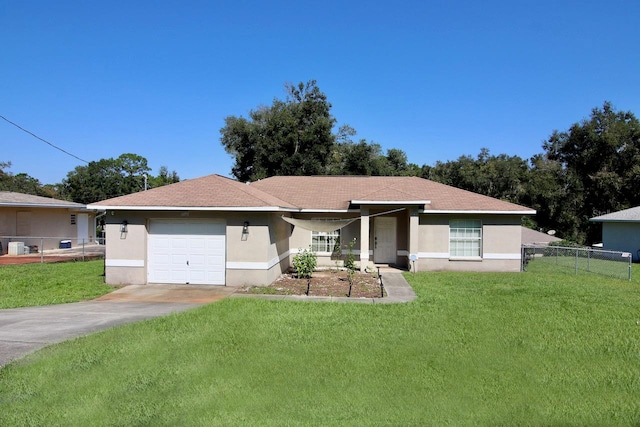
[2,0,639,185]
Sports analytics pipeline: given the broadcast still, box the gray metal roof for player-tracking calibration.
[590,206,640,223]
[0,191,86,209]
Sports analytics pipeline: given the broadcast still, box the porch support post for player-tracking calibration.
[360,207,370,272]
[408,207,420,271]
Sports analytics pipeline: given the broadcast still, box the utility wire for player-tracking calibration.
[0,115,89,164]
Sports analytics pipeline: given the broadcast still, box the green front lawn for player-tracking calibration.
[0,260,112,308]
[1,264,639,425]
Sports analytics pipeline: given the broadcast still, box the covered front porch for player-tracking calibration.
[285,203,425,272]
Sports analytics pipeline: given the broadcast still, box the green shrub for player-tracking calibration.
[549,239,584,248]
[293,247,317,280]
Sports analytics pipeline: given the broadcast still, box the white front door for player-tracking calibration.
[147,219,226,285]
[374,217,397,264]
[77,214,89,245]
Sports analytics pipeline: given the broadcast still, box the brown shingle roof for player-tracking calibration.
[250,176,533,212]
[89,174,296,209]
[89,174,534,213]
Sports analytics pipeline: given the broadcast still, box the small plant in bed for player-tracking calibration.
[292,247,317,295]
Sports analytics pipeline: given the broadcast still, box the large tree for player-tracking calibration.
[539,101,640,243]
[325,125,417,176]
[148,166,180,189]
[60,153,152,204]
[0,161,52,197]
[221,80,336,182]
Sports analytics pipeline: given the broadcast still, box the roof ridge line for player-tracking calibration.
[240,181,298,208]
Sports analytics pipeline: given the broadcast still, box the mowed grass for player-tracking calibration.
[1,264,640,425]
[0,260,112,308]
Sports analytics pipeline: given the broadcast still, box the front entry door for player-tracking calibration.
[374,217,397,264]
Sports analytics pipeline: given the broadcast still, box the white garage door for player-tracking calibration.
[148,219,226,285]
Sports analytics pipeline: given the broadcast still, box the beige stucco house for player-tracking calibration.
[88,175,535,287]
[0,191,98,254]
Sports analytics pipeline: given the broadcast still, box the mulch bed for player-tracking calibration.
[241,269,386,298]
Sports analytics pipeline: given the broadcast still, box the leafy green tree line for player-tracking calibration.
[0,155,179,205]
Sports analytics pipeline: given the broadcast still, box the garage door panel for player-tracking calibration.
[170,254,188,267]
[189,254,205,264]
[148,220,226,285]
[171,238,188,250]
[152,268,170,282]
[169,268,188,283]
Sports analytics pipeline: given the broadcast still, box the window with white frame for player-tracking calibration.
[311,230,340,253]
[449,219,482,257]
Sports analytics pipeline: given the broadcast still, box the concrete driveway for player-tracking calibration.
[0,285,236,367]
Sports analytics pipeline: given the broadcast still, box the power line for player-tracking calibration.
[0,115,89,164]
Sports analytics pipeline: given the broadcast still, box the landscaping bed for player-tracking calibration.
[241,269,386,298]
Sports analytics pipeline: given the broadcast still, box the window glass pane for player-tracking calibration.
[311,228,341,252]
[449,219,481,257]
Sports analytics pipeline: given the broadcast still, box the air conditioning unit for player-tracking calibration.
[8,242,25,256]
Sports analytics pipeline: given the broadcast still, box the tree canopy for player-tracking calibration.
[221,86,418,182]
[0,161,53,197]
[535,102,640,242]
[422,148,529,202]
[60,154,179,204]
[221,80,336,182]
[327,125,418,176]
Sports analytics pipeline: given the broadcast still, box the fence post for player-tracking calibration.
[82,239,85,261]
[575,248,579,275]
[587,249,590,272]
[629,256,632,281]
[40,238,44,264]
[556,246,558,265]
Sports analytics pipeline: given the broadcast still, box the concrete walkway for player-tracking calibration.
[0,274,415,367]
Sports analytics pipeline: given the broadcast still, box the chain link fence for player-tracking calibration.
[521,244,632,281]
[0,236,105,264]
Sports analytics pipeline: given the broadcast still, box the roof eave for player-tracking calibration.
[590,218,640,223]
[0,203,87,209]
[86,205,298,212]
[297,208,358,213]
[422,209,536,215]
[351,200,431,205]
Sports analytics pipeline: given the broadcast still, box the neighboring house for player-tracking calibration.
[521,227,561,246]
[591,207,640,261]
[0,191,98,254]
[88,174,535,287]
